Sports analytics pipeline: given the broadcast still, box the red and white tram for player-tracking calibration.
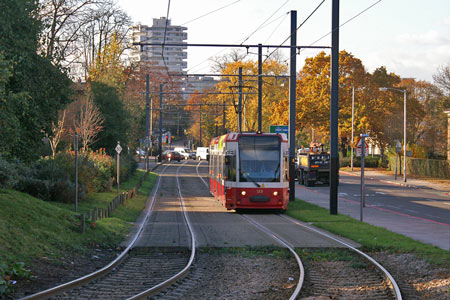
[209,132,290,211]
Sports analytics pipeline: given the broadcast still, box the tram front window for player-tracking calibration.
[238,136,281,182]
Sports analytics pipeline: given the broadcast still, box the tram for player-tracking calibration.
[209,131,290,211]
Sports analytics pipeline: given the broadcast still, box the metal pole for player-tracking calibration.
[360,134,368,221]
[288,10,297,203]
[145,74,150,171]
[158,84,163,162]
[258,43,263,132]
[351,87,355,172]
[200,104,202,144]
[150,95,153,157]
[238,67,243,133]
[223,97,226,134]
[330,0,340,215]
[116,142,120,196]
[403,90,407,182]
[74,132,78,212]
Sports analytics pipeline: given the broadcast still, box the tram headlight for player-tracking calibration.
[273,191,278,196]
[241,190,247,196]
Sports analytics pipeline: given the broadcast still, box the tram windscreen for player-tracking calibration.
[238,136,281,182]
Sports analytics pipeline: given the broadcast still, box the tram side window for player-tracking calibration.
[225,155,236,181]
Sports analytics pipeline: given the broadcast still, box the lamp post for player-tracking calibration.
[351,87,355,171]
[379,87,407,182]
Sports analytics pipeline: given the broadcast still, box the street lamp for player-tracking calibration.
[379,87,407,182]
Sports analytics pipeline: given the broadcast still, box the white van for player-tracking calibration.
[173,147,195,160]
[196,147,209,160]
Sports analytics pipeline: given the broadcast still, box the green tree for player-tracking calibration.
[0,0,72,161]
[90,82,129,153]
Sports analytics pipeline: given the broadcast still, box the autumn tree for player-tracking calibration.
[433,62,450,96]
[293,51,371,149]
[74,96,103,150]
[47,110,67,157]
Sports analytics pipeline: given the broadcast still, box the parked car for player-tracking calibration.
[174,147,195,160]
[161,150,182,162]
[136,148,147,158]
[196,147,209,160]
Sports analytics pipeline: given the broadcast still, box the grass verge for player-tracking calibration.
[287,199,450,266]
[0,169,157,265]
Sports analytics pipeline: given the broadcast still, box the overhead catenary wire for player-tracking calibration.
[280,0,383,65]
[180,0,241,26]
[305,0,382,50]
[240,0,291,45]
[161,0,172,80]
[187,10,291,73]
[264,0,326,63]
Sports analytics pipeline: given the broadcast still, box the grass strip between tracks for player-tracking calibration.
[286,199,450,266]
[0,169,157,265]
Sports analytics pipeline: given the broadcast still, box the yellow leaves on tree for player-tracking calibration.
[88,32,126,90]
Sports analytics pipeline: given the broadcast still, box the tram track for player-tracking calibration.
[20,162,197,300]
[195,160,402,300]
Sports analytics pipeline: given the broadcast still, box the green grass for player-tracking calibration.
[200,246,292,258]
[0,170,157,265]
[287,199,450,266]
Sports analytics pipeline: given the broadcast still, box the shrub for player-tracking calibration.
[112,153,137,184]
[0,158,21,189]
[340,156,379,168]
[15,159,85,203]
[54,149,114,194]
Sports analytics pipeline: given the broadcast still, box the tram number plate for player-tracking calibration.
[256,189,263,194]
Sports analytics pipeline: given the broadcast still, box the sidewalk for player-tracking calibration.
[295,169,450,251]
[340,168,450,193]
[136,156,162,172]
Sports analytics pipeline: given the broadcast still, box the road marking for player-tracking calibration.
[339,193,348,196]
[375,191,386,195]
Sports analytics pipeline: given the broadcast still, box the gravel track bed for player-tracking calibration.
[12,248,449,299]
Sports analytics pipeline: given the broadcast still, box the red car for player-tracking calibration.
[162,150,182,162]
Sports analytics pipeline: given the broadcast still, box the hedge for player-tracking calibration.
[387,153,450,179]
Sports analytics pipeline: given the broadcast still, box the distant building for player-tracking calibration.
[182,76,218,98]
[130,18,218,98]
[130,17,187,74]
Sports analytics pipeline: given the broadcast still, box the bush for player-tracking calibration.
[54,149,114,195]
[15,159,85,203]
[339,156,379,168]
[112,153,138,184]
[0,158,21,189]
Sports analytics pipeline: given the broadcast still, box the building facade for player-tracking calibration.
[131,17,187,74]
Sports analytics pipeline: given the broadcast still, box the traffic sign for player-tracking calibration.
[269,125,289,137]
[115,142,122,154]
[356,136,368,157]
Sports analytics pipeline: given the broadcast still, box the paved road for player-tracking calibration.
[126,161,359,249]
[295,170,450,251]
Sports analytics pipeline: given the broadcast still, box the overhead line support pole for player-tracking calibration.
[145,74,150,171]
[238,67,243,133]
[330,0,340,215]
[258,44,263,132]
[158,84,163,162]
[288,10,297,203]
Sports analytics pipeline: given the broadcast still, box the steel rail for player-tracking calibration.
[20,165,170,300]
[279,214,403,300]
[195,161,304,300]
[126,160,197,299]
[240,214,305,300]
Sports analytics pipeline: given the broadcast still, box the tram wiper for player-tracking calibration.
[243,174,260,187]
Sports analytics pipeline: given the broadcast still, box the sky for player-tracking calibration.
[117,0,450,82]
